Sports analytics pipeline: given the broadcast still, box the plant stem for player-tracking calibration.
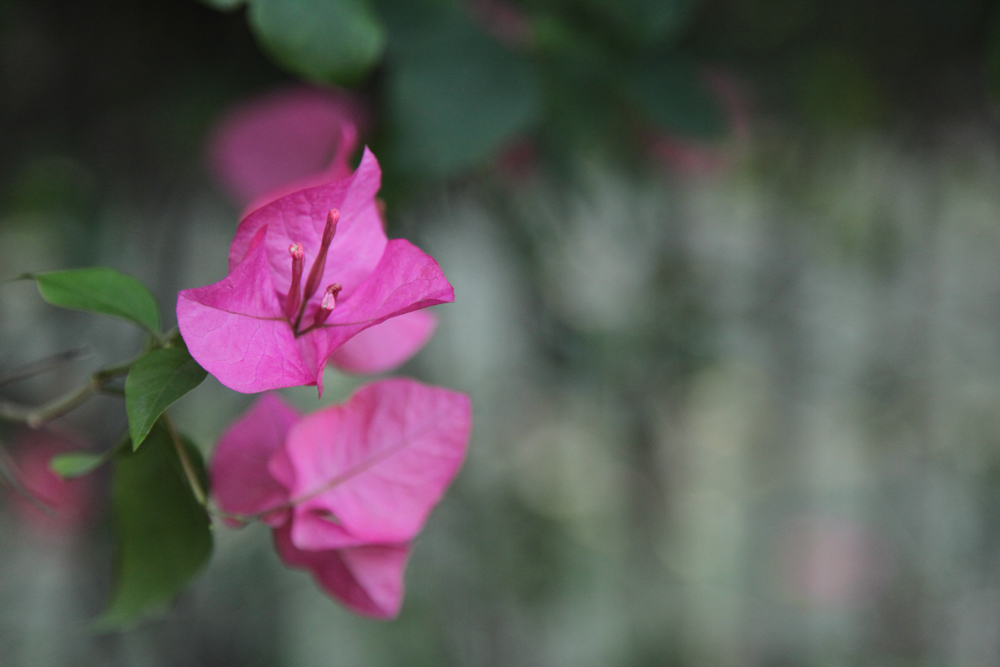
[0,347,90,388]
[0,353,141,427]
[161,414,207,508]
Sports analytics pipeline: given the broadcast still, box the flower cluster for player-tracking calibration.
[178,111,471,618]
[211,381,470,618]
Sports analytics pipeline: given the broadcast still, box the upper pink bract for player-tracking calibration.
[210,379,472,618]
[207,85,369,215]
[177,149,454,394]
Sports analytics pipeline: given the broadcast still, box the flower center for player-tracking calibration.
[286,209,343,336]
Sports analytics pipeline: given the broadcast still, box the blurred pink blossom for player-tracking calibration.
[210,380,472,618]
[6,429,94,538]
[177,149,454,394]
[494,139,539,179]
[648,72,750,176]
[466,0,533,49]
[775,515,893,607]
[207,86,370,215]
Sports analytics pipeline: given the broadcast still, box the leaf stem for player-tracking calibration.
[161,414,207,508]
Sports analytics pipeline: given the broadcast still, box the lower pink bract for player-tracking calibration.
[210,378,472,618]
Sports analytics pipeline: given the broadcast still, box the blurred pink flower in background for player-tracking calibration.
[201,88,440,384]
[775,515,893,607]
[649,72,750,176]
[494,139,539,179]
[177,150,452,394]
[6,429,94,539]
[210,380,472,618]
[466,0,533,49]
[207,85,370,215]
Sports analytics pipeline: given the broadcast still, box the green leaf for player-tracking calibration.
[248,0,385,84]
[94,425,212,629]
[50,452,104,479]
[582,0,701,46]
[30,268,161,335]
[384,10,541,176]
[126,348,207,451]
[626,55,727,140]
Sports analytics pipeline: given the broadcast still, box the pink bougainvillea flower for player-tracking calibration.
[210,379,472,618]
[177,149,455,394]
[6,429,94,539]
[205,87,440,379]
[270,378,471,551]
[207,85,370,214]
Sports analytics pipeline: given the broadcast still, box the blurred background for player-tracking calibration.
[4,0,1000,664]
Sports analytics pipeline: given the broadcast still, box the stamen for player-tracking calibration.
[284,243,305,321]
[312,283,343,327]
[294,209,340,330]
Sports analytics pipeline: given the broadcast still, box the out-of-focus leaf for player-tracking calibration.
[795,48,885,130]
[627,55,727,140]
[986,11,1000,102]
[28,268,160,335]
[582,0,701,46]
[248,0,385,84]
[531,15,625,153]
[384,10,541,176]
[94,425,211,629]
[126,348,207,451]
[50,452,104,479]
[198,0,246,9]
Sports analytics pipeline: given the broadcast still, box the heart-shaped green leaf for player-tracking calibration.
[94,425,212,629]
[29,268,161,335]
[126,348,207,451]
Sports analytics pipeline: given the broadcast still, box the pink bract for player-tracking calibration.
[272,378,472,550]
[177,149,454,394]
[327,309,437,375]
[209,393,299,527]
[207,85,369,214]
[210,379,472,618]
[274,525,410,619]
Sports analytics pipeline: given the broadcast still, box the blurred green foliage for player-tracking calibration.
[1,0,997,215]
[380,0,541,175]
[248,0,386,84]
